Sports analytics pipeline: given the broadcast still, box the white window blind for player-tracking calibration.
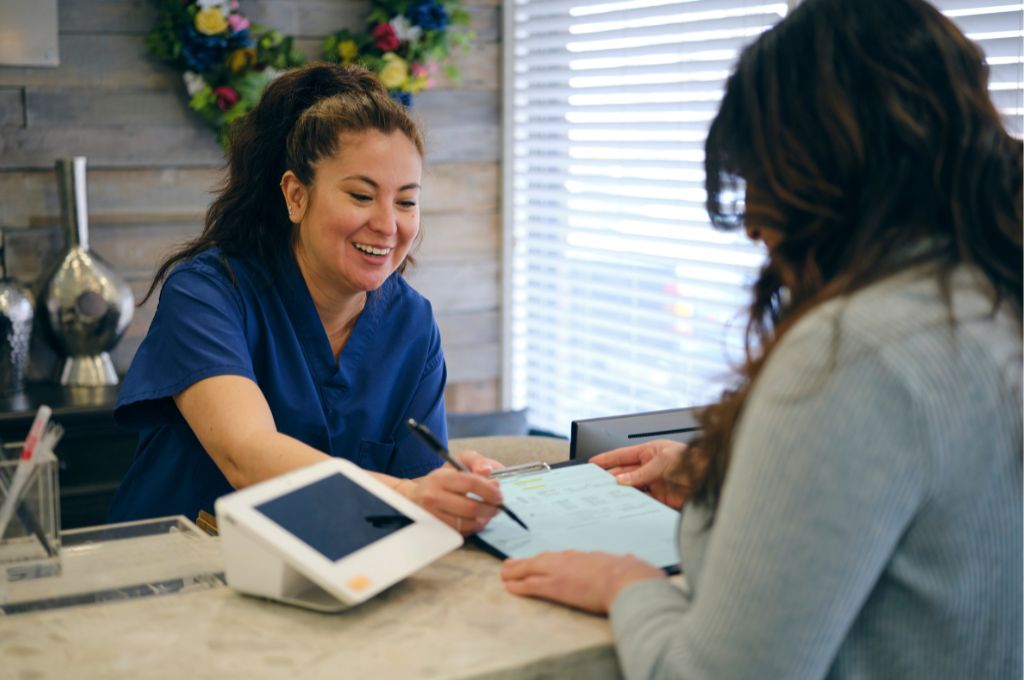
[504,1,785,435]
[932,1,1024,137]
[504,0,1023,437]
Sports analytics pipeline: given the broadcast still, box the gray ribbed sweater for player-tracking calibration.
[610,267,1023,679]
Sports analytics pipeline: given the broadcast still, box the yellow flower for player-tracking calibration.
[228,48,257,74]
[404,72,429,94]
[337,40,359,66]
[195,7,229,35]
[378,52,409,90]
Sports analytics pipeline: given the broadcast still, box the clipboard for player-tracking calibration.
[473,461,681,574]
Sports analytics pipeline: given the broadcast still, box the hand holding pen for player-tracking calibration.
[407,419,529,532]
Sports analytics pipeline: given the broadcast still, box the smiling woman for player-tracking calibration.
[105,63,504,537]
[282,129,423,333]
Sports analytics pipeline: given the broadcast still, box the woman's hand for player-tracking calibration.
[452,449,504,476]
[500,550,666,614]
[590,439,707,510]
[401,466,503,536]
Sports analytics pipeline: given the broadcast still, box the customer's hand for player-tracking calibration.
[501,550,666,614]
[590,439,707,510]
[402,467,503,536]
[451,449,505,476]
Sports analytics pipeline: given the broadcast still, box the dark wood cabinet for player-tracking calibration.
[0,383,136,529]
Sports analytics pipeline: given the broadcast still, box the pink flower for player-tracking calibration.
[227,13,250,32]
[371,23,400,52]
[213,85,240,111]
[411,62,437,88]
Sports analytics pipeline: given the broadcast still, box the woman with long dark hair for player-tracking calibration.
[501,0,1022,676]
[108,63,503,533]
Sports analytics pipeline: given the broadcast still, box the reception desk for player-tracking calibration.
[0,520,618,675]
[0,517,622,679]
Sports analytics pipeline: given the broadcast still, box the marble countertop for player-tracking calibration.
[0,541,621,679]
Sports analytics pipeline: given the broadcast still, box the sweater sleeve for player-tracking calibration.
[609,315,929,679]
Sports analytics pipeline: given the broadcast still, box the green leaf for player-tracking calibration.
[189,86,216,112]
[323,35,339,57]
[232,70,271,102]
[223,102,250,125]
[443,63,461,83]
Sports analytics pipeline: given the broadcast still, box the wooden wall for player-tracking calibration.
[0,0,502,412]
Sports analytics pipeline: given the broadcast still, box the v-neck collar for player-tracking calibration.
[277,250,387,388]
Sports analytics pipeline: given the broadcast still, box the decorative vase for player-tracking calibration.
[39,157,134,386]
[0,231,33,395]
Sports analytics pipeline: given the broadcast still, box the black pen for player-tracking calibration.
[406,418,529,531]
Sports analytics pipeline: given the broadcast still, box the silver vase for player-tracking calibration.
[39,157,134,386]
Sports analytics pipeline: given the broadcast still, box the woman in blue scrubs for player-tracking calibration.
[108,63,503,534]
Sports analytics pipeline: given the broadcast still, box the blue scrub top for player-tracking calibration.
[108,248,447,522]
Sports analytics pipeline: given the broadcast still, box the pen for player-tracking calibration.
[406,418,530,531]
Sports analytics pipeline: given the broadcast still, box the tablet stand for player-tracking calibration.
[220,515,349,612]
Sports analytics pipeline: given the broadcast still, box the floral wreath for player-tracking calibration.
[147,0,473,146]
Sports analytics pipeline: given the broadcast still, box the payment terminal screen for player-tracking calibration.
[255,473,412,562]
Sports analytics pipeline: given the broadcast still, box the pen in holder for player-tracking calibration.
[0,444,61,582]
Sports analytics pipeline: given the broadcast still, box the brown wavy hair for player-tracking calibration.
[142,63,425,303]
[691,0,1023,510]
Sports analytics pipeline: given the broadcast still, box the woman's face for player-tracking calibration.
[283,129,422,298]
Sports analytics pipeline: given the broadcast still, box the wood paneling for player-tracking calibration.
[56,0,496,44]
[0,0,502,409]
[0,35,180,89]
[416,89,501,164]
[438,309,501,385]
[418,212,499,260]
[26,88,198,128]
[225,1,371,39]
[0,87,24,127]
[405,260,498,313]
[0,162,495,228]
[0,168,223,227]
[446,379,501,413]
[0,89,498,168]
[423,162,498,213]
[58,0,157,33]
[0,125,226,169]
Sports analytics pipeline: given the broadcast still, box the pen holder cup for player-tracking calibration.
[0,450,61,582]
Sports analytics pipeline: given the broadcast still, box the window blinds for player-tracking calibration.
[934,1,1024,136]
[504,0,1023,435]
[505,1,784,434]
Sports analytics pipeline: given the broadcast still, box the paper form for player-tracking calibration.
[477,463,680,569]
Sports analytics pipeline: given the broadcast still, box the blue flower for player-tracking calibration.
[180,26,228,73]
[389,90,413,107]
[408,1,449,32]
[227,28,252,49]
